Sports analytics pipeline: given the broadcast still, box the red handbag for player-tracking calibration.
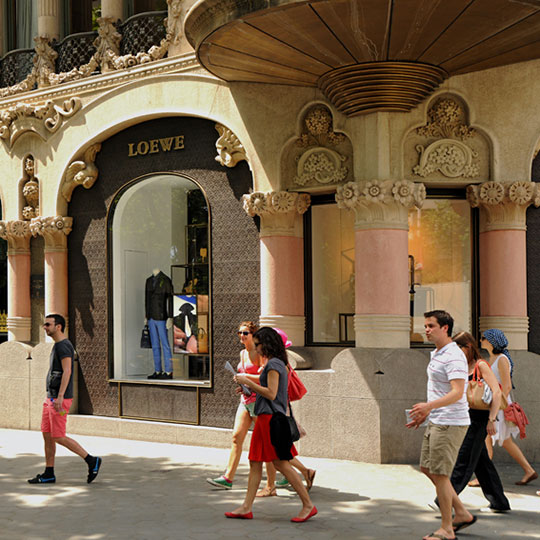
[288,367,307,401]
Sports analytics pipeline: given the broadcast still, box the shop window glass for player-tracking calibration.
[408,199,472,344]
[110,174,210,383]
[310,203,355,343]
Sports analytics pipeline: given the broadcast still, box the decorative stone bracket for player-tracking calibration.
[467,181,540,231]
[62,143,102,202]
[336,180,426,229]
[29,215,73,251]
[214,124,247,168]
[242,191,311,237]
[0,220,32,253]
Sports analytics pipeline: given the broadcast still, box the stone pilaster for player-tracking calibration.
[0,221,32,341]
[30,216,72,323]
[242,191,310,345]
[467,181,540,349]
[102,0,124,21]
[38,0,60,40]
[336,180,426,348]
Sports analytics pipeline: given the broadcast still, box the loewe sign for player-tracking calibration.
[128,135,185,157]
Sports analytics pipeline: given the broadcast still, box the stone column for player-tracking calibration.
[0,221,33,341]
[336,180,426,348]
[468,181,540,349]
[102,0,124,22]
[30,216,72,326]
[242,191,310,346]
[38,0,60,41]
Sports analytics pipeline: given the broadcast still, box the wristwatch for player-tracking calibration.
[488,418,497,423]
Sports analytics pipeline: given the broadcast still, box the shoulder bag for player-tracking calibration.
[467,360,508,411]
[288,367,307,401]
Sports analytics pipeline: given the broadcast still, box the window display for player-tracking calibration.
[110,173,210,383]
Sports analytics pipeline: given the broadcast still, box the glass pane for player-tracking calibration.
[408,199,472,344]
[311,204,355,343]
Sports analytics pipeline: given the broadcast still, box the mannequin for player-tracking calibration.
[145,268,174,379]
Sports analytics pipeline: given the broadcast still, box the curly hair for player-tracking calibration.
[238,321,258,334]
[252,327,288,365]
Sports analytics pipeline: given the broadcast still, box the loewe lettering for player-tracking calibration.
[128,135,185,157]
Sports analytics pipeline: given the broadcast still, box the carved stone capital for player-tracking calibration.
[242,191,310,237]
[467,181,540,232]
[30,216,73,251]
[0,220,32,253]
[215,124,247,168]
[62,143,102,202]
[336,180,426,230]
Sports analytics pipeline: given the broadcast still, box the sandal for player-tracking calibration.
[306,469,316,491]
[256,486,277,497]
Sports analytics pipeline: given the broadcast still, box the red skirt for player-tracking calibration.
[249,413,298,462]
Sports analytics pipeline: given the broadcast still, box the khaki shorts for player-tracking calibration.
[420,423,468,477]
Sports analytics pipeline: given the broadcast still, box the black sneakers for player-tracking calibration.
[147,372,162,379]
[87,456,102,484]
[28,473,56,484]
[159,372,173,379]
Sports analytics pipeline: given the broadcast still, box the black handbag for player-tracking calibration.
[287,403,300,442]
[140,325,152,349]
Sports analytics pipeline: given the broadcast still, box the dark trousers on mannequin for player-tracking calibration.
[451,409,510,511]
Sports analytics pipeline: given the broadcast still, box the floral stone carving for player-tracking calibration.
[21,156,40,220]
[296,106,346,148]
[0,220,32,252]
[215,124,247,167]
[294,147,347,186]
[30,216,73,250]
[62,144,102,202]
[242,191,310,217]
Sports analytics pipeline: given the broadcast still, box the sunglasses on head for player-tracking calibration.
[237,331,250,336]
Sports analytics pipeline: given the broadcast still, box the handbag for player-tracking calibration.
[287,402,300,442]
[140,325,152,349]
[466,360,508,411]
[504,400,529,439]
[288,367,307,401]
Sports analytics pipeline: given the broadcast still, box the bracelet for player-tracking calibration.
[488,418,497,423]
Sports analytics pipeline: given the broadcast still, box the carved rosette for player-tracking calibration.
[214,124,247,168]
[62,143,102,202]
[242,191,311,237]
[336,180,426,230]
[30,216,73,251]
[467,181,540,232]
[0,220,32,253]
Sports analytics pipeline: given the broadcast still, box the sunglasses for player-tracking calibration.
[253,341,261,347]
[237,331,250,336]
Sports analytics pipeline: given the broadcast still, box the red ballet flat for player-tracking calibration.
[291,506,317,523]
[225,511,253,519]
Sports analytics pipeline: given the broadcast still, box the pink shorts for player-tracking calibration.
[41,398,73,438]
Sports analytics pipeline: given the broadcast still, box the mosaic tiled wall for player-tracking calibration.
[68,117,260,426]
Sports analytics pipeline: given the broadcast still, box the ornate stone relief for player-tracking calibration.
[21,156,40,220]
[242,191,311,237]
[30,215,73,251]
[62,144,102,202]
[0,97,82,148]
[467,180,540,231]
[0,2,183,98]
[336,180,426,230]
[282,105,352,191]
[405,97,488,183]
[214,124,247,167]
[0,220,32,253]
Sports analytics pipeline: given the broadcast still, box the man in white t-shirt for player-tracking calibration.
[407,310,470,540]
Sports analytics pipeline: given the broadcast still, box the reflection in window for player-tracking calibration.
[408,199,472,344]
[310,203,355,343]
[110,174,210,383]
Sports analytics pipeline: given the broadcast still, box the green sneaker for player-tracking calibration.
[206,475,232,489]
[276,476,290,487]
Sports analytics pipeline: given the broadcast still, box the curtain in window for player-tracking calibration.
[16,0,38,49]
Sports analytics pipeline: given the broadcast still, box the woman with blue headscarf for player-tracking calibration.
[481,329,537,486]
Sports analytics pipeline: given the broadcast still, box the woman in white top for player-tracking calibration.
[481,329,537,486]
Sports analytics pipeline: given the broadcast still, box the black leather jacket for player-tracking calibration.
[145,272,173,320]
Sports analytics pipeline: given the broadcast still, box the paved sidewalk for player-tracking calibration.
[1,428,539,539]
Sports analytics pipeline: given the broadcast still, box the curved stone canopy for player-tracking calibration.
[185,0,540,115]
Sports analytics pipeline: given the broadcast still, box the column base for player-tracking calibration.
[354,314,410,348]
[7,316,31,342]
[258,315,305,347]
[479,316,529,350]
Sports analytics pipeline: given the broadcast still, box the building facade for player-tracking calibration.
[1,0,539,463]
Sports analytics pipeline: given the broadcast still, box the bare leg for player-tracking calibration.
[289,457,316,487]
[52,436,88,459]
[273,460,314,520]
[265,462,276,489]
[502,437,536,479]
[485,434,494,460]
[224,405,252,481]
[420,467,456,540]
[43,432,56,467]
[229,461,263,514]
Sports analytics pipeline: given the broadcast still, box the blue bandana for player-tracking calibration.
[483,328,514,381]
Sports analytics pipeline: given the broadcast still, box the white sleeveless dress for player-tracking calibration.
[491,354,519,446]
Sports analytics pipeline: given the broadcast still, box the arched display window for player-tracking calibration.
[108,173,210,384]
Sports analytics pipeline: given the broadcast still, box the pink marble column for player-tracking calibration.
[468,181,539,349]
[243,191,310,346]
[336,180,426,348]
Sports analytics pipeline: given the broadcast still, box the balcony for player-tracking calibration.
[185,0,540,116]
